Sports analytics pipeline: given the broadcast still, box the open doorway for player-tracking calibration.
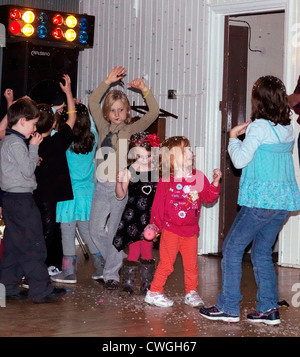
[218,11,285,251]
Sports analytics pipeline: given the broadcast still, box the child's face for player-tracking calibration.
[108,99,128,125]
[20,117,39,139]
[134,146,151,167]
[172,145,194,174]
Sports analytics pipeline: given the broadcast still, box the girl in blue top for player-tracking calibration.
[200,75,300,325]
[52,103,104,284]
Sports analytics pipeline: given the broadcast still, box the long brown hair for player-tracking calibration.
[251,75,291,125]
[59,103,95,154]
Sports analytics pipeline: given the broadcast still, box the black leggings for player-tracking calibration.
[35,200,63,269]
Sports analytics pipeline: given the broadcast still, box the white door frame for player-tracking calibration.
[200,0,300,261]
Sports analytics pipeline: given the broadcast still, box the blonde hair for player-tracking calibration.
[102,90,131,124]
[160,136,191,178]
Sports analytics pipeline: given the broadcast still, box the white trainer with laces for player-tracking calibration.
[144,291,174,307]
[184,290,205,307]
[48,266,62,276]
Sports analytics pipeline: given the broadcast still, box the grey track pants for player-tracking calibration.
[89,181,127,282]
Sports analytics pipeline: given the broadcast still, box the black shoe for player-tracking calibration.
[6,290,29,301]
[247,308,280,325]
[33,287,66,304]
[105,280,119,290]
[199,306,240,322]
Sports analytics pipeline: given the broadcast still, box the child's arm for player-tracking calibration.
[15,132,43,178]
[88,66,127,131]
[148,179,166,231]
[115,169,130,200]
[59,74,76,129]
[199,171,221,204]
[143,179,167,240]
[212,168,222,187]
[127,78,160,133]
[4,88,13,108]
[0,89,13,139]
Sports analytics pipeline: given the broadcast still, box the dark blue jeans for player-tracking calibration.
[216,206,289,316]
[0,193,53,300]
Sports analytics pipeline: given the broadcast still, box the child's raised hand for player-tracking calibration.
[52,102,65,114]
[212,168,222,186]
[59,74,72,95]
[4,89,14,105]
[105,66,127,85]
[230,121,251,139]
[127,78,148,93]
[30,132,43,146]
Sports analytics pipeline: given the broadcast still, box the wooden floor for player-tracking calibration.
[1,246,300,340]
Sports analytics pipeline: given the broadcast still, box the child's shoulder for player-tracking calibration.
[3,132,24,145]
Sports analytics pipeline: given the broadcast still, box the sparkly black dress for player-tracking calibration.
[113,167,157,251]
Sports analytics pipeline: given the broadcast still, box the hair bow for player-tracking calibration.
[147,134,160,147]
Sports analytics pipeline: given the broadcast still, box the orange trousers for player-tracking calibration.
[150,229,199,294]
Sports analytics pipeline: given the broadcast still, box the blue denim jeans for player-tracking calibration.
[216,206,289,316]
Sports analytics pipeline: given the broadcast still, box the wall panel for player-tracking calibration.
[78,0,206,150]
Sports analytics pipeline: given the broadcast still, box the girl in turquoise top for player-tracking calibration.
[52,103,104,284]
[200,76,300,325]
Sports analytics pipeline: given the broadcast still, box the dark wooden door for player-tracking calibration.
[218,19,249,251]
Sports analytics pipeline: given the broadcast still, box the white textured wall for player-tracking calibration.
[78,0,206,148]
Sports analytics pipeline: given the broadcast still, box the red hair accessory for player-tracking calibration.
[146,134,160,147]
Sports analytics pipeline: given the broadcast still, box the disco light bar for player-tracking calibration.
[0,5,95,48]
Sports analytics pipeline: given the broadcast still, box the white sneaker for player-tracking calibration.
[48,266,62,276]
[184,290,204,307]
[144,291,174,307]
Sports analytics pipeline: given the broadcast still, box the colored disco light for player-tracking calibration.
[52,14,63,26]
[79,31,88,44]
[2,5,95,47]
[21,24,34,37]
[39,11,48,24]
[9,20,21,35]
[65,29,76,42]
[65,15,77,28]
[9,8,20,20]
[37,25,47,38]
[79,18,88,30]
[22,11,35,24]
[52,27,64,39]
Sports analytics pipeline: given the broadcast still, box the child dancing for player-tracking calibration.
[113,131,160,294]
[52,103,104,283]
[34,74,75,274]
[200,76,300,325]
[144,136,221,307]
[88,66,159,290]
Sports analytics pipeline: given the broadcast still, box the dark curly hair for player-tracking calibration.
[60,103,95,154]
[129,131,152,151]
[251,75,291,126]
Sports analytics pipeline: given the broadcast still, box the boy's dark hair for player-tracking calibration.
[36,104,55,134]
[7,97,40,128]
[251,75,291,126]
